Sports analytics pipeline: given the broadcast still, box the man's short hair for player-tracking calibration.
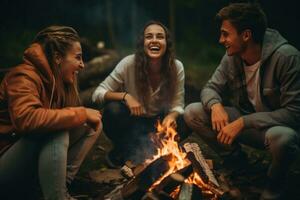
[216,3,267,44]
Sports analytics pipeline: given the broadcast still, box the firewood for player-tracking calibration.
[121,154,172,199]
[154,164,193,194]
[177,183,202,200]
[183,143,219,187]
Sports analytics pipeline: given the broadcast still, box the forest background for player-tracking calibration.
[1,0,299,88]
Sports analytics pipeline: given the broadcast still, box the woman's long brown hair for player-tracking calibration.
[33,26,81,107]
[134,21,177,112]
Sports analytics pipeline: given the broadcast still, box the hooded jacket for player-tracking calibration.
[0,43,87,155]
[201,28,300,130]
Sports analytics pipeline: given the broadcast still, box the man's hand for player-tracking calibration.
[124,94,145,116]
[85,108,102,132]
[211,103,229,131]
[217,117,244,145]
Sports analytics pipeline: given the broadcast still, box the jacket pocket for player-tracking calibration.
[263,87,280,108]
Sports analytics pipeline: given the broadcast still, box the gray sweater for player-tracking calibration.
[201,28,300,129]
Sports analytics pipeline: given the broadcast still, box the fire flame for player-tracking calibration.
[145,121,189,190]
[144,121,217,199]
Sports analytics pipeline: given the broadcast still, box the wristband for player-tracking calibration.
[122,92,128,101]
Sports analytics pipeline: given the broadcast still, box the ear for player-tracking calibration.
[242,29,252,42]
[53,52,62,66]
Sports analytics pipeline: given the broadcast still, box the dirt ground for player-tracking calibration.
[67,85,300,200]
[67,129,300,200]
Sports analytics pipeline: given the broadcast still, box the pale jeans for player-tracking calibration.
[0,124,102,200]
[184,103,300,182]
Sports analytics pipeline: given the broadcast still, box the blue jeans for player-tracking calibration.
[184,103,300,181]
[0,124,101,200]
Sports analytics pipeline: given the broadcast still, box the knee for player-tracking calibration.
[265,126,299,154]
[103,101,129,120]
[184,103,208,127]
[52,131,69,151]
[88,122,102,139]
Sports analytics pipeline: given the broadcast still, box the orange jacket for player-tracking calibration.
[0,43,87,155]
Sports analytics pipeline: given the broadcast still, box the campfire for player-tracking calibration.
[105,121,227,200]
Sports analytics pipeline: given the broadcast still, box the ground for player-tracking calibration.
[66,84,300,200]
[68,128,300,200]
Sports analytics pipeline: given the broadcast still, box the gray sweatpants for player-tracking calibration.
[184,103,299,181]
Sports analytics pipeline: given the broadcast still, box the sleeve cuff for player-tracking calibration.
[206,99,221,110]
[170,106,184,115]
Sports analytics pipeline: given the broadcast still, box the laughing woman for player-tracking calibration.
[0,26,102,200]
[92,21,189,167]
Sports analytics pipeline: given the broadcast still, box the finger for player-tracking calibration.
[134,107,139,116]
[225,119,229,125]
[220,121,226,130]
[132,107,138,116]
[171,120,177,128]
[162,120,167,127]
[216,122,221,132]
[212,121,216,131]
[130,107,134,115]
[217,131,222,142]
[219,132,226,144]
[136,107,141,116]
[95,122,100,132]
[137,107,143,116]
[224,136,231,145]
[163,120,169,128]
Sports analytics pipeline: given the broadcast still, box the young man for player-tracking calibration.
[184,3,300,200]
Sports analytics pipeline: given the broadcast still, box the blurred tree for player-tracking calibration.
[105,0,117,49]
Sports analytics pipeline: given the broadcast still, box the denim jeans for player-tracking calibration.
[0,124,101,200]
[184,103,300,181]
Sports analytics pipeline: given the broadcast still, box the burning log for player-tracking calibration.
[154,164,193,194]
[120,154,172,199]
[183,142,219,187]
[177,183,203,200]
[105,122,231,200]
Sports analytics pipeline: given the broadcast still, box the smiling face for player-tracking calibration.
[143,24,167,60]
[59,41,84,84]
[219,20,246,56]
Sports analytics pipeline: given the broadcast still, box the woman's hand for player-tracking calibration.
[211,103,229,132]
[124,94,144,116]
[162,112,179,128]
[85,108,102,131]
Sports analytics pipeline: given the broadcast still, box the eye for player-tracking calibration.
[76,55,82,61]
[157,35,165,40]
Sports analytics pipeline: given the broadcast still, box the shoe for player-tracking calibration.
[66,193,78,200]
[105,150,124,168]
[260,179,284,200]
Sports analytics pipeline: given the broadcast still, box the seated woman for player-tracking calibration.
[0,26,102,200]
[92,21,190,167]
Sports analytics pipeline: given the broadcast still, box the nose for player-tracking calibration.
[151,36,158,42]
[79,60,84,69]
[219,35,224,44]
